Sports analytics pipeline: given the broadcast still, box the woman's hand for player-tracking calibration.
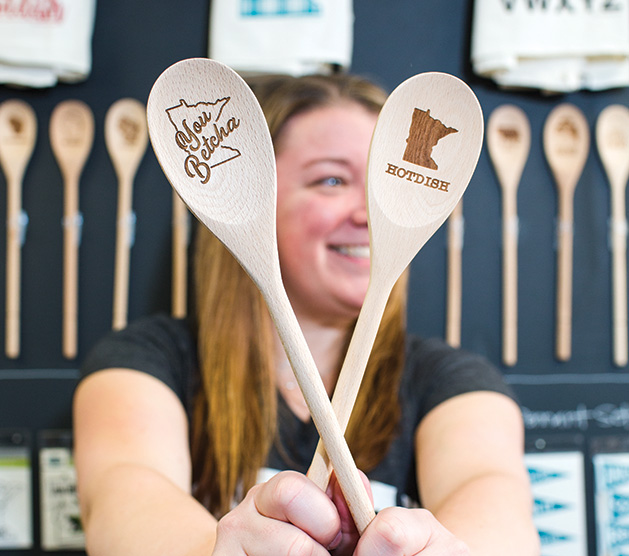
[355,507,470,555]
[327,473,469,556]
[212,470,343,555]
[213,469,469,556]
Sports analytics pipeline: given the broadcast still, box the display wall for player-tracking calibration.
[0,1,628,554]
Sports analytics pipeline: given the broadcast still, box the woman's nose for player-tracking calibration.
[350,185,368,225]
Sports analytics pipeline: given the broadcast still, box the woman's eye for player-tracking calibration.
[319,177,343,187]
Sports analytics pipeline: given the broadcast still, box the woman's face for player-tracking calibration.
[275,102,378,326]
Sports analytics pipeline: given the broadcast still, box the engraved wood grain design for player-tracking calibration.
[402,108,458,170]
[166,98,241,185]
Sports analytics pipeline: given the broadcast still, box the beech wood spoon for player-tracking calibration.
[543,104,589,362]
[0,99,37,359]
[308,72,484,488]
[50,100,94,359]
[146,58,374,532]
[105,98,148,331]
[596,104,629,367]
[487,104,530,367]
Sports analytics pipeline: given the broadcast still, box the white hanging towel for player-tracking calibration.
[0,0,96,88]
[209,0,353,75]
[471,0,629,93]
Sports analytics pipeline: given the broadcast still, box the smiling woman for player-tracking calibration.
[73,73,539,556]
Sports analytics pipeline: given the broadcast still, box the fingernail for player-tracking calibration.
[328,530,343,551]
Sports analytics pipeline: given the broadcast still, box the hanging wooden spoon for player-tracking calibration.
[487,104,530,367]
[147,58,374,532]
[308,72,484,488]
[445,199,463,348]
[171,192,189,318]
[596,104,629,367]
[0,100,37,359]
[544,103,589,362]
[105,98,148,331]
[50,100,94,359]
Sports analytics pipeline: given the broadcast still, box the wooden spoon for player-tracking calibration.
[487,104,530,367]
[0,100,37,359]
[50,100,94,359]
[146,58,374,532]
[543,103,589,362]
[308,72,484,488]
[105,98,148,331]
[596,104,629,367]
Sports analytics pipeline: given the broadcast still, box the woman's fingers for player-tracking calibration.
[326,470,372,555]
[356,507,470,556]
[213,470,341,556]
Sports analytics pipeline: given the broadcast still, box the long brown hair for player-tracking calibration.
[190,73,409,518]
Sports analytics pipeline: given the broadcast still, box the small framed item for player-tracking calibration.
[592,435,629,556]
[525,435,588,556]
[0,429,32,549]
[39,430,85,551]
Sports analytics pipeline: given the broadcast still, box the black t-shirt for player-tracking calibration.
[81,313,515,509]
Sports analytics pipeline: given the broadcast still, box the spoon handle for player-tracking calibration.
[5,177,23,358]
[307,277,392,487]
[264,280,377,533]
[171,192,189,318]
[112,175,134,330]
[556,189,574,361]
[63,174,80,358]
[446,201,463,347]
[502,187,518,366]
[610,184,628,366]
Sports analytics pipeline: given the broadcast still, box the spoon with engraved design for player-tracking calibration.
[105,98,148,331]
[308,73,484,489]
[597,104,629,367]
[147,57,375,533]
[487,104,530,367]
[544,103,589,362]
[0,100,37,359]
[50,100,94,359]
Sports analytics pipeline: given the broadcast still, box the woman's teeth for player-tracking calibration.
[332,245,370,259]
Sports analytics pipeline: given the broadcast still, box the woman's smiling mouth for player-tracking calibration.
[330,245,370,259]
